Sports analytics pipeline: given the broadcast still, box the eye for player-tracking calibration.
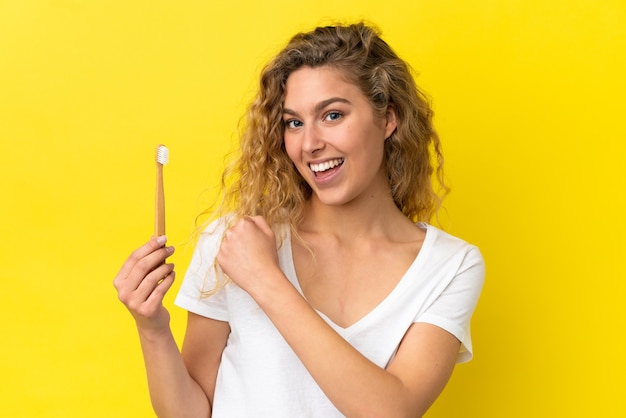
[284,119,303,129]
[324,111,343,122]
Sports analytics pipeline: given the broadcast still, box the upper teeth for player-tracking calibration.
[310,158,344,173]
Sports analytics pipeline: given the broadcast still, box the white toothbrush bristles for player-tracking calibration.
[156,145,169,165]
[155,144,167,236]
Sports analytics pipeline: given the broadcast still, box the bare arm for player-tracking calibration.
[181,312,230,410]
[114,236,228,418]
[218,217,461,418]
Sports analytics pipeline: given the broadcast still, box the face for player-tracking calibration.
[282,66,397,207]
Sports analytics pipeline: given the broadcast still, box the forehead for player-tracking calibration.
[283,66,365,108]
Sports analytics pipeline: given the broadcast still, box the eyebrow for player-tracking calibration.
[283,97,351,116]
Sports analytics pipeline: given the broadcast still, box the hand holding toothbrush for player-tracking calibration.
[113,145,175,334]
[113,235,176,333]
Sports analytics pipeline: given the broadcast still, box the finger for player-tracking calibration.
[247,215,273,236]
[117,265,173,315]
[124,245,175,291]
[225,218,252,240]
[134,262,175,302]
[144,270,176,307]
[115,236,168,282]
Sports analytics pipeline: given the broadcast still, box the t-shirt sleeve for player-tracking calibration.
[174,220,229,321]
[415,245,485,363]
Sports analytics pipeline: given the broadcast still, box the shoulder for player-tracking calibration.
[194,216,232,248]
[420,223,471,248]
[184,217,231,275]
[419,223,485,281]
[421,223,482,258]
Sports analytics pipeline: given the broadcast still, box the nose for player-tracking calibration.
[302,123,324,154]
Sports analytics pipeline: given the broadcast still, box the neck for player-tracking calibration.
[298,189,413,243]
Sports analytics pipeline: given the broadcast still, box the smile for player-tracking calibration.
[309,158,344,173]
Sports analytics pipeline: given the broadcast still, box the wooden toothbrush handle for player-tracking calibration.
[155,164,165,236]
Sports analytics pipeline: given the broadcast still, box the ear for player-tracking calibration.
[384,104,398,139]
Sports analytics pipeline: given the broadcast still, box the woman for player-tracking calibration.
[114,22,484,417]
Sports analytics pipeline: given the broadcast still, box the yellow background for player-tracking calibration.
[1,0,624,416]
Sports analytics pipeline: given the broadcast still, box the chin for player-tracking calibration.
[313,190,356,207]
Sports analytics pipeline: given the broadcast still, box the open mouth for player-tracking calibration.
[309,158,344,176]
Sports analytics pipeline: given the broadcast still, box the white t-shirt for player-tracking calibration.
[175,220,485,417]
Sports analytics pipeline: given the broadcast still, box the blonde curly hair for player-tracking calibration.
[211,21,447,234]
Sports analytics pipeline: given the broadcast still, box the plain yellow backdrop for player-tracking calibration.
[1,0,624,417]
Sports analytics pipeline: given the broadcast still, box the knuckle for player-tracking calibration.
[136,258,151,271]
[117,290,129,304]
[128,247,142,262]
[127,299,141,313]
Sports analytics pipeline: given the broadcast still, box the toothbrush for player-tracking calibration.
[155,145,169,237]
